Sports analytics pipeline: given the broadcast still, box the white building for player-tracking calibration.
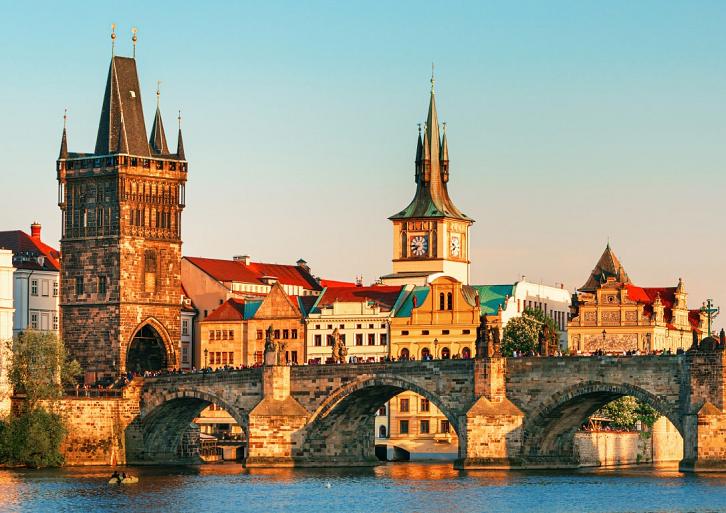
[473,277,572,348]
[180,286,197,371]
[0,224,60,336]
[0,249,15,415]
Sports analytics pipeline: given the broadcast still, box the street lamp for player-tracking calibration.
[204,348,208,369]
[601,329,607,356]
[433,338,438,360]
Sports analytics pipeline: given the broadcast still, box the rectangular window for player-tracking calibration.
[355,334,363,346]
[400,398,410,413]
[440,420,450,433]
[442,329,449,335]
[368,324,374,329]
[291,351,298,363]
[420,420,430,434]
[182,347,189,363]
[283,329,289,339]
[401,330,409,336]
[315,324,321,330]
[257,330,263,340]
[228,330,234,340]
[255,351,263,364]
[378,405,387,416]
[30,312,38,329]
[356,324,362,329]
[381,323,386,329]
[399,420,409,434]
[314,334,322,347]
[222,352,228,365]
[52,315,59,331]
[462,329,470,334]
[274,329,280,339]
[229,352,234,365]
[182,320,189,336]
[339,324,345,329]
[209,330,215,341]
[216,330,222,340]
[31,280,38,296]
[380,334,388,346]
[53,281,58,297]
[422,330,429,335]
[75,276,84,295]
[420,398,430,412]
[368,333,375,346]
[98,276,107,294]
[291,329,298,339]
[326,335,334,346]
[41,280,49,297]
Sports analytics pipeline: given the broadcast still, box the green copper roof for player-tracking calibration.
[470,284,514,315]
[242,300,263,320]
[394,286,430,317]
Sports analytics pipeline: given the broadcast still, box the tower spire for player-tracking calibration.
[111,23,116,57]
[149,81,169,155]
[59,108,68,159]
[131,27,138,58]
[176,110,186,160]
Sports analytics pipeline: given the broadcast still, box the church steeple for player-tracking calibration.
[59,110,68,159]
[176,111,186,160]
[390,73,470,221]
[149,83,169,155]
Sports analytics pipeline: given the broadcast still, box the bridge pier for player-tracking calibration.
[455,358,525,469]
[245,365,309,468]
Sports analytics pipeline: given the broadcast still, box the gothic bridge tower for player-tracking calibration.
[57,44,187,380]
[382,73,474,286]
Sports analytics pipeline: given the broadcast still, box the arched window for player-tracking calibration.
[421,347,431,360]
[441,347,450,359]
[447,292,453,310]
[439,293,445,310]
[378,425,387,438]
[462,347,471,359]
[144,250,157,292]
[399,348,410,360]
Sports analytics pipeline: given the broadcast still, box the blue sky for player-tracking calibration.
[0,1,724,329]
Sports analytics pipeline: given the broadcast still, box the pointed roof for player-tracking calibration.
[59,126,68,159]
[440,127,449,162]
[149,107,169,154]
[94,56,150,156]
[579,244,631,292]
[176,127,186,160]
[390,79,470,221]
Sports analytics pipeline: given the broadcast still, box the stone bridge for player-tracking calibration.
[126,350,726,471]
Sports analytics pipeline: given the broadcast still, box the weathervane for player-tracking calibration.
[156,80,162,107]
[132,27,138,58]
[111,23,117,56]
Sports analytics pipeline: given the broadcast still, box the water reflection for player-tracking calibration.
[0,463,723,513]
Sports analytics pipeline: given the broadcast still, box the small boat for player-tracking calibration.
[108,475,139,485]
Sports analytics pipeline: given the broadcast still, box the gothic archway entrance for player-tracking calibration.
[127,324,168,373]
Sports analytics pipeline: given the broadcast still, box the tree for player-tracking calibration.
[0,331,80,467]
[594,396,661,431]
[7,331,81,410]
[501,308,560,356]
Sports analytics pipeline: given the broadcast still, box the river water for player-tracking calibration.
[0,463,724,513]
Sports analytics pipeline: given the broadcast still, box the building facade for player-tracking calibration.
[0,249,14,415]
[198,281,305,369]
[0,224,61,336]
[180,287,197,371]
[182,255,322,368]
[382,76,474,286]
[304,285,406,364]
[57,53,187,380]
[568,245,703,354]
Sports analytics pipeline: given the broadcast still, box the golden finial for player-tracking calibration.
[430,62,435,94]
[131,27,138,58]
[63,108,68,129]
[417,123,421,135]
[111,23,117,56]
[156,80,161,108]
[178,110,182,130]
[442,121,447,134]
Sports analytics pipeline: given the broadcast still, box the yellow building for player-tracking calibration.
[568,245,704,354]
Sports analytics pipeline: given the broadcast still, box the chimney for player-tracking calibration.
[30,222,41,240]
[233,255,251,265]
[296,258,310,272]
[720,328,725,347]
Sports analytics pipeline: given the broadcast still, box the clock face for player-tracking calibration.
[450,235,461,257]
[410,235,429,257]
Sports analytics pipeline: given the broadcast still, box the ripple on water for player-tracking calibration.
[0,464,724,513]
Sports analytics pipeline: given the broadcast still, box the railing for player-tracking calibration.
[63,387,123,398]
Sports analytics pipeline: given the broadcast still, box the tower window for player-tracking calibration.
[75,276,84,295]
[98,276,107,295]
[144,250,157,292]
[439,293,445,310]
[447,292,453,310]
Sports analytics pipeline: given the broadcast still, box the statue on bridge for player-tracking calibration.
[331,328,348,364]
[264,325,287,366]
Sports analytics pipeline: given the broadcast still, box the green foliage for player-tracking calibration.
[501,308,559,356]
[7,331,81,409]
[595,396,661,431]
[0,408,66,468]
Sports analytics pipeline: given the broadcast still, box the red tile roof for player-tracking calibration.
[625,284,699,329]
[204,298,250,322]
[319,279,356,288]
[316,285,404,312]
[185,256,321,291]
[0,230,60,271]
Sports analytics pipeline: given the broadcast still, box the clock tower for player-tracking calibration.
[381,75,474,286]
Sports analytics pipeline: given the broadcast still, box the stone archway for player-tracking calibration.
[126,319,176,373]
[520,381,683,466]
[134,388,248,464]
[298,375,461,465]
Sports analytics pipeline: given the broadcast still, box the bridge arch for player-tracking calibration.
[139,387,247,463]
[520,381,682,466]
[299,374,461,464]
